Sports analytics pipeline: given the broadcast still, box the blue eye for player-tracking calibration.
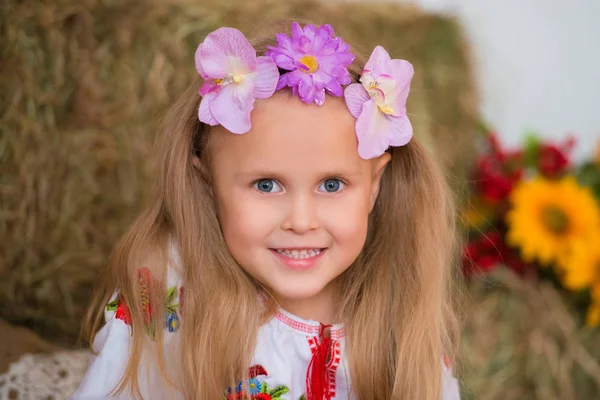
[254,179,282,193]
[319,179,345,193]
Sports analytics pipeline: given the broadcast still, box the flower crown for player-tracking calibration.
[195,22,414,159]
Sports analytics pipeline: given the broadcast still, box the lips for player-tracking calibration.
[269,248,327,270]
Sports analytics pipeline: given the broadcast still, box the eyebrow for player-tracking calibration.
[234,169,364,180]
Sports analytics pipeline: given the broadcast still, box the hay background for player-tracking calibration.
[1,0,476,343]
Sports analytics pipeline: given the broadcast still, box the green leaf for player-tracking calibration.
[268,385,290,397]
[261,382,268,393]
[476,120,492,136]
[166,287,177,304]
[523,132,541,169]
[299,395,307,400]
[106,299,118,311]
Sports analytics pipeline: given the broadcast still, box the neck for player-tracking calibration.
[275,280,340,325]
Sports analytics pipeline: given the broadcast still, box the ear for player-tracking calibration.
[192,156,202,171]
[369,152,391,211]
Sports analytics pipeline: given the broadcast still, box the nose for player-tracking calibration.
[281,193,320,234]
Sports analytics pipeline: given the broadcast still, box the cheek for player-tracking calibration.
[322,192,371,253]
[217,194,278,253]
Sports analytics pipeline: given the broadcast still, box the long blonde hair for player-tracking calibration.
[83,19,462,400]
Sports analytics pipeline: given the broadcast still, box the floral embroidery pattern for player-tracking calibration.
[225,365,290,400]
[106,294,131,324]
[164,286,180,332]
[106,267,182,334]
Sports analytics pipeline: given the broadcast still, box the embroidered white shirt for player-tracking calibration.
[71,252,460,399]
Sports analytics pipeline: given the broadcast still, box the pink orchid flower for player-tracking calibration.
[344,46,414,159]
[195,28,279,134]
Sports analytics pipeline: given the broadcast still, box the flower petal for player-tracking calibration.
[387,59,414,114]
[312,24,334,53]
[199,27,256,78]
[365,46,391,78]
[303,24,317,41]
[323,74,343,97]
[298,74,316,104]
[321,37,341,55]
[356,100,392,159]
[199,81,219,96]
[298,36,312,53]
[276,73,289,90]
[286,70,303,86]
[232,78,255,111]
[344,83,370,118]
[198,92,218,126]
[387,114,413,146]
[209,84,253,134]
[314,89,326,106]
[387,59,414,88]
[269,52,296,70]
[275,33,294,53]
[320,52,355,68]
[194,43,206,77]
[291,22,303,40]
[253,56,279,99]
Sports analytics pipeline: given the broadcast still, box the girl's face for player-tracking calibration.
[210,91,389,319]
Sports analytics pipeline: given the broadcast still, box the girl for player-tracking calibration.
[73,20,461,400]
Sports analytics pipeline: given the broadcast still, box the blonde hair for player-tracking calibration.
[83,19,462,400]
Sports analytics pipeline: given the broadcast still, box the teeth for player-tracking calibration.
[276,249,322,259]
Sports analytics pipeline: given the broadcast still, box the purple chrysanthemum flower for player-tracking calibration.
[266,22,355,105]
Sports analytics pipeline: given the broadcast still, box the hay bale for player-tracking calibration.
[461,269,600,399]
[0,0,476,343]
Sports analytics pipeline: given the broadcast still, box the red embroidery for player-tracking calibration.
[443,353,452,369]
[305,324,340,400]
[114,299,132,324]
[248,364,268,378]
[275,311,344,339]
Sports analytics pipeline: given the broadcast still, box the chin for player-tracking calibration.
[270,281,329,302]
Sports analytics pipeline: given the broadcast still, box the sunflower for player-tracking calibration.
[556,232,600,291]
[586,285,600,327]
[506,176,600,266]
[556,232,600,326]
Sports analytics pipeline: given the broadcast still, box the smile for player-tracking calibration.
[269,248,327,270]
[275,248,323,259]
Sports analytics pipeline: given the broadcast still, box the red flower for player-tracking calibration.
[115,300,132,325]
[462,232,503,276]
[463,230,535,276]
[536,137,574,178]
[474,133,524,203]
[498,244,532,276]
[253,394,272,400]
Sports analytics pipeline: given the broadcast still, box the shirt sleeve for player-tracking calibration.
[441,357,461,400]
[71,242,184,399]
[70,295,133,399]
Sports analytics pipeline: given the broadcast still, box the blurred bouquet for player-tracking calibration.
[462,128,600,325]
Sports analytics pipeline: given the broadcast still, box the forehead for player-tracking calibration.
[209,91,367,174]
